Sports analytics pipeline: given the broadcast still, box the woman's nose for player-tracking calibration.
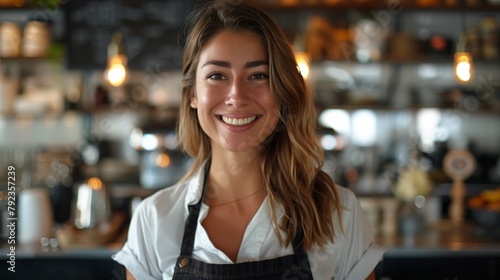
[225,78,249,108]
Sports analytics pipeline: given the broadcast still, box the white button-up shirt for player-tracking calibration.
[113,163,386,280]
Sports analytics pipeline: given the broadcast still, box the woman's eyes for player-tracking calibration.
[207,72,226,80]
[251,73,269,80]
[205,72,269,81]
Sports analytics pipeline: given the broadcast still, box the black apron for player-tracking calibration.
[172,165,314,280]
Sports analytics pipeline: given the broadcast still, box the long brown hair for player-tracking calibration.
[177,0,342,250]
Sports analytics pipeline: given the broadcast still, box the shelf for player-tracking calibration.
[0,56,61,62]
[310,55,450,65]
[311,55,500,65]
[0,5,61,11]
[318,104,500,112]
[79,105,179,116]
[0,7,63,24]
[249,1,500,12]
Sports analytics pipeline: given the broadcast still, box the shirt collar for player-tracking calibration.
[184,160,209,207]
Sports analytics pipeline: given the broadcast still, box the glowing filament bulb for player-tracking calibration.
[454,52,473,83]
[105,32,128,87]
[106,55,128,87]
[295,52,310,79]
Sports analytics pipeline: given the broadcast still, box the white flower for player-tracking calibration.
[394,167,433,202]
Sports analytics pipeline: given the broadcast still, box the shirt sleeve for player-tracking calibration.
[112,200,162,280]
[337,188,386,280]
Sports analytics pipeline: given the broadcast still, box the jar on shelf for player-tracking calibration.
[418,0,436,5]
[480,16,499,60]
[0,22,21,57]
[466,0,483,5]
[465,27,482,58]
[22,20,52,58]
[443,0,460,6]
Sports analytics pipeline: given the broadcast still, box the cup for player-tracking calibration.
[18,188,54,245]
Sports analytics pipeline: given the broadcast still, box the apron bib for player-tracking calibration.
[172,164,314,280]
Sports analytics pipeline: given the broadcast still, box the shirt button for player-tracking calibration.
[179,257,189,268]
[246,258,255,262]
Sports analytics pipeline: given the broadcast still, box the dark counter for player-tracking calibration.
[376,221,500,280]
[0,243,122,280]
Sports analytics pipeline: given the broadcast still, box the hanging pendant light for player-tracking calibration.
[104,31,128,87]
[454,35,473,83]
[454,12,473,84]
[292,34,310,80]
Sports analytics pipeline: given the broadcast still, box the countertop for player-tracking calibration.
[377,220,500,258]
[2,220,499,280]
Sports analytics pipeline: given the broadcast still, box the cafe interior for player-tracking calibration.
[1,0,500,279]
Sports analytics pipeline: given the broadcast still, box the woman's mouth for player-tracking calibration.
[220,116,258,126]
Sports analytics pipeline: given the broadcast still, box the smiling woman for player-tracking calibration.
[191,30,280,154]
[113,1,385,279]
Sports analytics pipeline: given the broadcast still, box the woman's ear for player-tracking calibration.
[190,93,198,109]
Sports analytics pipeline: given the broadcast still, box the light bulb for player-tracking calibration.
[156,152,171,168]
[105,55,128,87]
[295,52,310,79]
[88,177,103,190]
[454,52,473,83]
[104,32,128,87]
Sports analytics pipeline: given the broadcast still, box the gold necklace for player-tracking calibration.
[205,187,265,207]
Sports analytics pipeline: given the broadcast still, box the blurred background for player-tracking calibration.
[0,0,500,279]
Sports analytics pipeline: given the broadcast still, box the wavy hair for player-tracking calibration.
[177,0,342,250]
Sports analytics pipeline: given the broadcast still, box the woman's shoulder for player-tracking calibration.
[118,176,203,279]
[334,184,358,209]
[332,184,370,232]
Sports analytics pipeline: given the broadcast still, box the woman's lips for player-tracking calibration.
[220,115,258,126]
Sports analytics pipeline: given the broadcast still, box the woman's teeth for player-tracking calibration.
[221,116,257,126]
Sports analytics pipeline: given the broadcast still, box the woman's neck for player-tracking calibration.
[205,148,264,206]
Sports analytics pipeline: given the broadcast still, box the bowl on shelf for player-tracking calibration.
[470,208,500,229]
[468,188,500,233]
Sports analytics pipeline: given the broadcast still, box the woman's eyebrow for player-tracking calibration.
[201,60,268,69]
[245,60,268,68]
[202,60,231,68]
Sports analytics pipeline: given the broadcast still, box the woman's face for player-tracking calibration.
[191,30,280,153]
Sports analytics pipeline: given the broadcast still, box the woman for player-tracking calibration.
[113,1,385,279]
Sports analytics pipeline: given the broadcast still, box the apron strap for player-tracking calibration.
[179,161,211,257]
[292,230,305,254]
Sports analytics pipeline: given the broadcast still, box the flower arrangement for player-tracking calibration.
[394,166,433,203]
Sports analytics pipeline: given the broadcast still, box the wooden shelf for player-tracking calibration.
[79,105,179,115]
[0,56,61,61]
[318,104,500,112]
[310,55,500,65]
[248,1,500,12]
